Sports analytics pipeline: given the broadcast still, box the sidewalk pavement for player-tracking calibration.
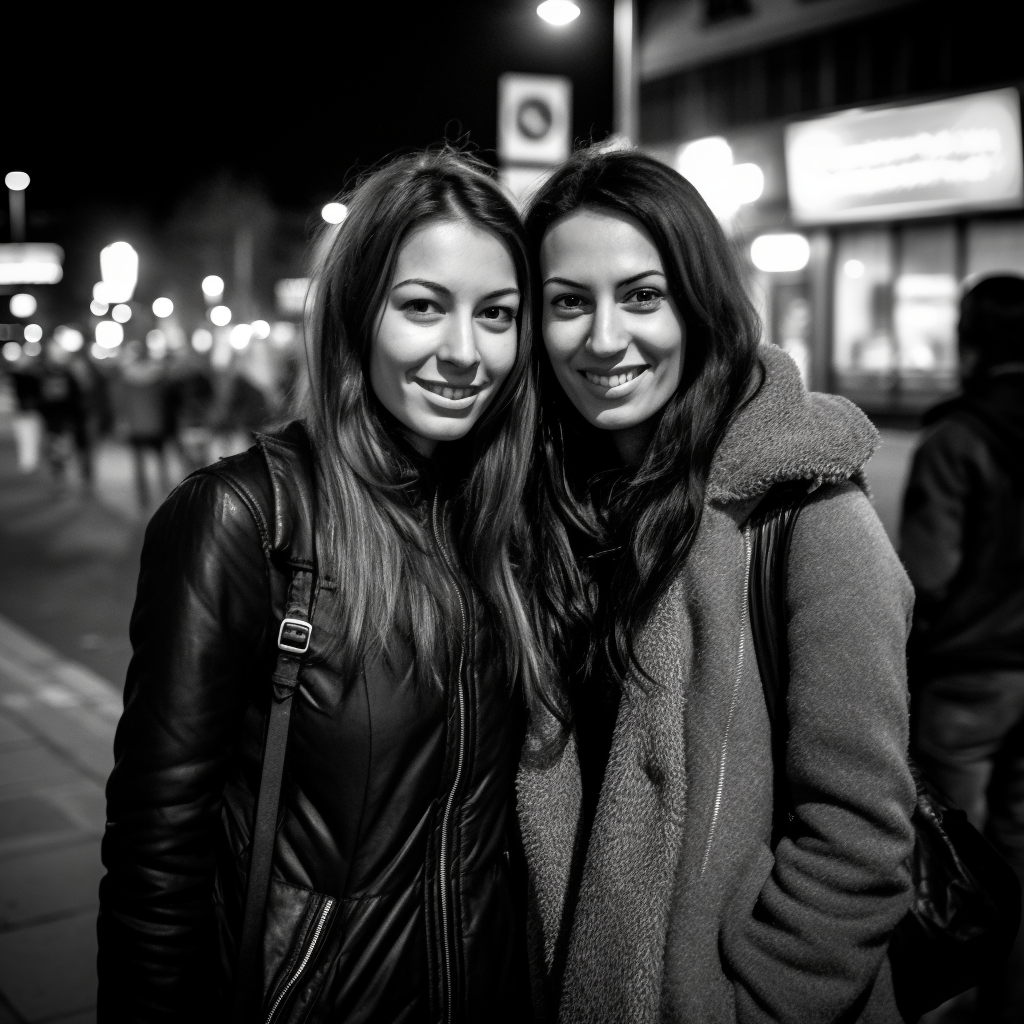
[0,613,121,1024]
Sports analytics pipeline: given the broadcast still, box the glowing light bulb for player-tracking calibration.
[537,1,580,25]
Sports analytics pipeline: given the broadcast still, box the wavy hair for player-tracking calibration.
[302,149,548,705]
[524,147,761,707]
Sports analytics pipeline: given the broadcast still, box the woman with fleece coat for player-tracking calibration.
[519,147,917,1024]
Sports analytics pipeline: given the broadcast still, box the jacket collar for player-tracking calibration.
[706,343,878,505]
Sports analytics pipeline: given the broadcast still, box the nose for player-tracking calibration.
[587,300,629,360]
[437,310,479,371]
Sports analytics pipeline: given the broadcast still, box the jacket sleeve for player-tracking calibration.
[98,472,271,1022]
[900,423,974,616]
[724,482,917,1023]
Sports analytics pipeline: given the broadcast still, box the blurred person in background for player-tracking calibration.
[117,339,172,507]
[8,349,43,473]
[901,275,1024,1023]
[167,346,215,473]
[38,339,93,490]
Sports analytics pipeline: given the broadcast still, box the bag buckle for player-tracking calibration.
[277,618,312,654]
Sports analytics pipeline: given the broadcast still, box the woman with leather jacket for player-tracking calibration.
[98,151,546,1023]
[518,148,917,1023]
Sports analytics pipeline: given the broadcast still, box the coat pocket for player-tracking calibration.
[261,880,337,1024]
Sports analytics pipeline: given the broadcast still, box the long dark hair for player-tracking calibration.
[303,148,547,705]
[525,147,761,704]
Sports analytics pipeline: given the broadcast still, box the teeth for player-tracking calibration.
[584,368,645,388]
[420,380,475,400]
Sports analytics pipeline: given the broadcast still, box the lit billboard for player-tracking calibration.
[786,88,1024,224]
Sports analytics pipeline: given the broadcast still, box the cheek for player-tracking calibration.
[542,316,582,366]
[482,327,518,380]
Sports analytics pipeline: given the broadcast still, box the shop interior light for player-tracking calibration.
[537,1,580,25]
[54,326,85,353]
[5,171,30,191]
[95,320,124,349]
[843,259,866,279]
[210,305,232,327]
[251,319,271,340]
[152,297,174,318]
[9,293,37,318]
[750,234,811,273]
[321,203,348,225]
[99,242,138,304]
[90,298,109,316]
[112,303,132,323]
[202,275,225,299]
[192,328,214,353]
[229,323,252,349]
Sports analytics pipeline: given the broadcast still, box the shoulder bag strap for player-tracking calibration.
[747,482,812,850]
[231,565,316,1023]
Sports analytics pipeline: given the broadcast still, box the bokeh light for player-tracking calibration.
[9,293,37,318]
[54,326,85,353]
[321,202,348,224]
[99,242,139,303]
[229,324,252,349]
[210,305,231,327]
[192,328,213,353]
[146,330,167,360]
[23,324,43,343]
[251,319,271,340]
[152,297,174,318]
[2,342,21,362]
[95,320,125,348]
[202,275,225,299]
[23,340,41,357]
[844,259,866,279]
[112,303,132,323]
[90,299,109,316]
[750,234,811,273]
[5,171,30,191]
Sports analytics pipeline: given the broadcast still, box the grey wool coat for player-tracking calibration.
[517,343,917,1024]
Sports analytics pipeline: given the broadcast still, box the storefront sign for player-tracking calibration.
[786,89,1024,223]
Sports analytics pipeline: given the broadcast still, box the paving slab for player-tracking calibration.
[0,911,97,1022]
[0,840,103,928]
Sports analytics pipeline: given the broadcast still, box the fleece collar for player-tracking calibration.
[706,343,879,504]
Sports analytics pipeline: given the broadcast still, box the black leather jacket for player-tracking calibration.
[98,424,530,1023]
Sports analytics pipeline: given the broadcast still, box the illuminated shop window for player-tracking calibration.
[833,224,959,412]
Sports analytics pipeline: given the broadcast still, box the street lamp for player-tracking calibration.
[5,170,29,242]
[537,1,580,25]
[535,1,637,143]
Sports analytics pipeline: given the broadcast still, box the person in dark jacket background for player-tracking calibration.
[97,150,546,1023]
[901,275,1024,1024]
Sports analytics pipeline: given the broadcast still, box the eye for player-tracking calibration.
[478,305,515,325]
[551,293,592,314]
[624,287,663,310]
[402,298,443,320]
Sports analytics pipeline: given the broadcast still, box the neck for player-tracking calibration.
[611,421,655,467]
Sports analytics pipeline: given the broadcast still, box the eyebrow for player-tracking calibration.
[544,270,666,289]
[392,278,520,301]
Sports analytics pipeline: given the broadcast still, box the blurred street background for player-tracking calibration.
[3,0,1023,1021]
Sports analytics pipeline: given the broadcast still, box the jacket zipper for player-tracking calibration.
[431,493,469,1024]
[264,897,335,1024]
[701,527,752,877]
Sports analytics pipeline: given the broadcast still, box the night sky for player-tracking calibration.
[7,2,614,220]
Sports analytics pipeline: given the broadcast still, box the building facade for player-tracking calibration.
[639,0,1024,417]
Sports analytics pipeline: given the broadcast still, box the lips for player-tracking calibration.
[582,366,648,388]
[415,378,482,401]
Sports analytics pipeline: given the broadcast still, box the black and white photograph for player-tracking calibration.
[1,1,1022,1022]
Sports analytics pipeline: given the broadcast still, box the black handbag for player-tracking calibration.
[747,483,1021,1023]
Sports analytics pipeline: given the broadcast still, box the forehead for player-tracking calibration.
[393,218,517,284]
[540,208,664,278]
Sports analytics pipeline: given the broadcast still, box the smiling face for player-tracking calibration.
[370,218,521,456]
[540,207,686,464]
